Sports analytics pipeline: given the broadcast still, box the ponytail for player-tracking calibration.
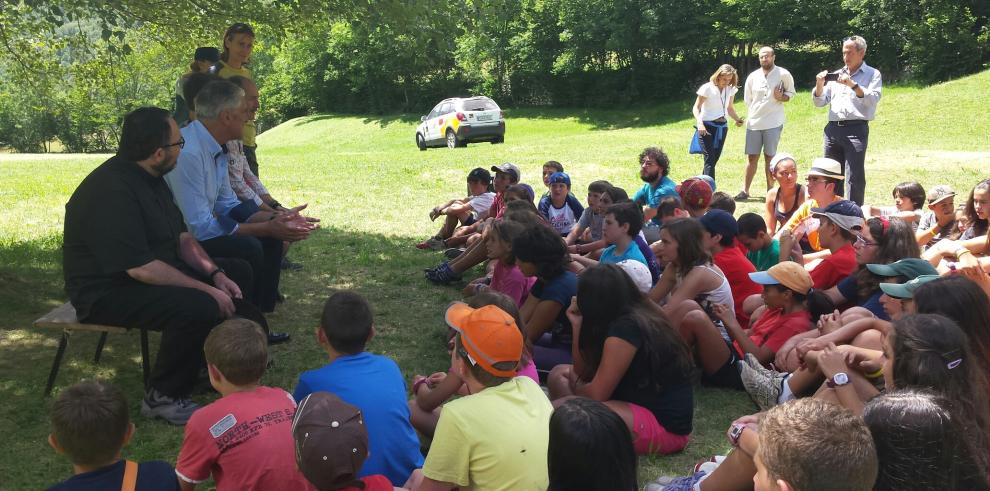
[791,288,835,323]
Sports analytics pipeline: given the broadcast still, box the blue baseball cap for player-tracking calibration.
[693,174,716,192]
[548,172,571,187]
[811,200,864,232]
[699,209,738,240]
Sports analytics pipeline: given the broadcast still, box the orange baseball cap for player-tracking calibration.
[444,302,522,378]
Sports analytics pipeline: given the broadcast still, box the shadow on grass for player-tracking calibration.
[0,225,755,488]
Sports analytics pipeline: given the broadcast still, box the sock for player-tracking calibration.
[778,374,795,404]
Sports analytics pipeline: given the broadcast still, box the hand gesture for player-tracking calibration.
[213,272,243,300]
[837,73,853,87]
[773,85,786,101]
[817,343,852,378]
[710,302,734,324]
[565,296,582,333]
[697,124,709,137]
[795,338,827,361]
[427,371,447,388]
[817,309,842,335]
[206,287,236,318]
[269,213,313,242]
[816,70,829,82]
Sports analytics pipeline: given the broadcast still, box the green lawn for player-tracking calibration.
[2,69,989,488]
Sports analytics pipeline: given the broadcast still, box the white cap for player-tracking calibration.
[616,260,652,293]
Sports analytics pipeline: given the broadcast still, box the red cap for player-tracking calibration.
[679,177,713,209]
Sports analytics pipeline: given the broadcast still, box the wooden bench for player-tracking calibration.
[35,303,151,396]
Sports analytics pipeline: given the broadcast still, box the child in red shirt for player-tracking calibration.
[175,319,313,491]
[806,200,864,289]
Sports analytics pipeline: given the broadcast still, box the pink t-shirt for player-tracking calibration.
[517,358,539,384]
[490,260,536,307]
[176,386,315,491]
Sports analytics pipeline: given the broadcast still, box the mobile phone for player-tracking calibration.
[824,72,840,82]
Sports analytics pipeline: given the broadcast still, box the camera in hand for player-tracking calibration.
[824,72,840,82]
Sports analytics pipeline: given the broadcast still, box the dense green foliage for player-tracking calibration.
[0,0,987,151]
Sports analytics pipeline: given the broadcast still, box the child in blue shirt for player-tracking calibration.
[571,202,647,273]
[293,291,423,486]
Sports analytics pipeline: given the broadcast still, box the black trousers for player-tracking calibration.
[823,121,869,205]
[84,258,266,398]
[200,234,282,312]
[700,121,728,179]
[244,144,259,177]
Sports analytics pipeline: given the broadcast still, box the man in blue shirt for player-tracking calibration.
[813,35,882,206]
[633,147,678,243]
[165,80,316,319]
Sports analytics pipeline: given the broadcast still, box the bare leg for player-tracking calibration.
[438,213,461,239]
[698,448,757,491]
[851,329,883,351]
[448,237,488,273]
[743,154,759,195]
[679,309,733,375]
[764,153,774,190]
[407,399,442,438]
[741,294,764,318]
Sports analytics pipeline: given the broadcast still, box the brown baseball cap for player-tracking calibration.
[292,392,369,491]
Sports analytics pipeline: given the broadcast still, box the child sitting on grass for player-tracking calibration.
[737,212,787,271]
[548,264,694,455]
[565,180,611,250]
[417,168,495,251]
[462,219,535,306]
[292,391,396,491]
[538,172,584,237]
[47,380,180,491]
[754,398,877,491]
[570,202,647,273]
[408,291,538,437]
[293,292,423,486]
[405,302,553,491]
[175,319,311,490]
[863,181,925,229]
[548,398,638,491]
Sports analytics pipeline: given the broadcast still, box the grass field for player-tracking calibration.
[2,69,989,489]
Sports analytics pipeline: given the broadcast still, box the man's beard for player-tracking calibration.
[641,169,660,183]
[152,155,178,176]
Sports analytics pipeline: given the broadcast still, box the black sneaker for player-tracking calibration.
[141,388,200,425]
[426,262,462,284]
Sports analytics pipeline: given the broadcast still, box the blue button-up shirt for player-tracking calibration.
[812,62,882,121]
[164,120,242,240]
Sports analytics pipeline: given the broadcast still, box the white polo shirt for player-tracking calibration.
[744,65,795,131]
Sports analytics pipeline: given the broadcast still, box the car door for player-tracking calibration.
[423,103,443,143]
[435,102,454,140]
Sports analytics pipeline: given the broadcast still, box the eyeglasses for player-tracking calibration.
[162,137,185,150]
[855,235,879,248]
[806,177,827,185]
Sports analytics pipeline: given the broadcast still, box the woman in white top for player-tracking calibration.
[693,64,745,179]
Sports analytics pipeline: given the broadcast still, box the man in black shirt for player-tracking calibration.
[63,107,257,425]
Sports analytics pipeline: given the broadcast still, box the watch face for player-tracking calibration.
[833,372,850,385]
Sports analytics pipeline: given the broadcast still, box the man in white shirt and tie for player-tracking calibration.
[739,46,795,201]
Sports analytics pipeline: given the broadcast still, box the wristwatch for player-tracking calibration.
[729,423,747,446]
[208,267,226,282]
[826,372,850,388]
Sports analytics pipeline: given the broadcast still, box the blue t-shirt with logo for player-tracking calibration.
[600,242,648,266]
[294,352,424,485]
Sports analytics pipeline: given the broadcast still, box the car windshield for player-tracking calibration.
[461,98,499,112]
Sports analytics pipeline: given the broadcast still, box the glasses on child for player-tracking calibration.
[855,235,879,248]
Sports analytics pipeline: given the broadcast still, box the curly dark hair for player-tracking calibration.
[638,147,670,177]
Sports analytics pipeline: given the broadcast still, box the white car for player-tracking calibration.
[415,96,505,150]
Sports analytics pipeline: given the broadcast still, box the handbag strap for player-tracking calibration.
[121,460,138,491]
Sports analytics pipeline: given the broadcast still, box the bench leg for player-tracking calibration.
[93,331,109,363]
[140,329,150,388]
[45,330,69,397]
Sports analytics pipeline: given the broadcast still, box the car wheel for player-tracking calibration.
[416,133,427,151]
[446,129,464,149]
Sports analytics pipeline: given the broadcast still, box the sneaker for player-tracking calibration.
[280,257,303,271]
[644,471,707,491]
[141,388,200,425]
[426,262,462,284]
[693,455,726,474]
[443,247,465,260]
[416,236,445,251]
[733,191,750,201]
[739,357,787,410]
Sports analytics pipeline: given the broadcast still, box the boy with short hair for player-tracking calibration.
[754,398,877,491]
[293,291,423,486]
[47,380,180,491]
[709,191,736,215]
[565,180,611,249]
[292,392,394,491]
[409,303,553,491]
[916,184,957,248]
[538,172,584,237]
[541,160,564,197]
[738,212,784,271]
[804,200,863,290]
[175,319,311,490]
[571,202,647,272]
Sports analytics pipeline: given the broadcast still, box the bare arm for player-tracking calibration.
[413,371,462,412]
[574,337,637,401]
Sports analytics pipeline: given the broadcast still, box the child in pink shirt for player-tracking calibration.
[464,219,535,307]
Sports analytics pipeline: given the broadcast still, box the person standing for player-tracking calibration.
[211,23,261,177]
[174,47,220,128]
[739,47,795,200]
[693,64,744,180]
[813,35,882,206]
